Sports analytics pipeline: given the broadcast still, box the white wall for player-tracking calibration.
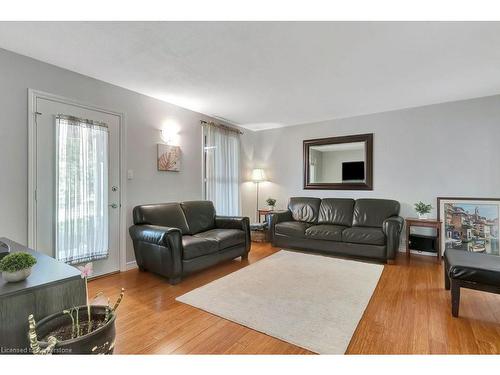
[0,48,251,263]
[319,149,365,183]
[240,95,500,226]
[3,46,500,262]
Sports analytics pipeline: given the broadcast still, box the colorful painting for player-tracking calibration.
[438,197,500,256]
[157,144,181,172]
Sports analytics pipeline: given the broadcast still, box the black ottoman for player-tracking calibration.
[444,249,500,317]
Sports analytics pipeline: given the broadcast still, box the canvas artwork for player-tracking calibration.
[157,144,181,172]
[438,197,500,256]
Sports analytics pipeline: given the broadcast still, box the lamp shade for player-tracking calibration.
[251,168,266,182]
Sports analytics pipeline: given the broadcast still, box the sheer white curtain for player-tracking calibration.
[55,115,109,264]
[203,123,240,216]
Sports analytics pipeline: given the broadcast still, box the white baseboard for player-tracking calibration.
[126,260,138,270]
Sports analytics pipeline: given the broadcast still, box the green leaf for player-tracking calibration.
[0,252,37,272]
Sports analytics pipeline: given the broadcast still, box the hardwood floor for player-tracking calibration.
[89,243,500,354]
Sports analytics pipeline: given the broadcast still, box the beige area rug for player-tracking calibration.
[176,250,383,354]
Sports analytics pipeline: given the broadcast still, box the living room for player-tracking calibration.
[1,1,500,372]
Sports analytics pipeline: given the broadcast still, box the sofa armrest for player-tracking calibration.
[129,224,182,247]
[267,210,293,243]
[383,216,404,260]
[128,224,183,281]
[215,216,251,253]
[268,210,293,224]
[215,216,249,231]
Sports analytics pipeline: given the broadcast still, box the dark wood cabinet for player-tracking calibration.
[405,218,442,262]
[0,238,86,353]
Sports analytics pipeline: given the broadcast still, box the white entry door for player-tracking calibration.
[32,96,121,277]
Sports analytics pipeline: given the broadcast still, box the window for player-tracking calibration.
[202,122,240,216]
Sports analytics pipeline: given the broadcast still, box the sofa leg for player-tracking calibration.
[444,264,450,291]
[168,276,182,285]
[241,253,249,260]
[451,280,460,317]
[138,266,147,272]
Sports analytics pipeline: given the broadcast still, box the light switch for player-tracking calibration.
[127,169,134,180]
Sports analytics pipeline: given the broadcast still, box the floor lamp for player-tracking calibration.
[251,168,266,222]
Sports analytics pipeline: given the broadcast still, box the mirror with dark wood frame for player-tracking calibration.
[303,133,373,190]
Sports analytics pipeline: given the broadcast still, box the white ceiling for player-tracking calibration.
[1,22,500,130]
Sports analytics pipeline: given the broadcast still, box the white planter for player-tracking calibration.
[2,267,32,282]
[417,213,428,220]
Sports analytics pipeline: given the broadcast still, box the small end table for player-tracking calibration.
[257,208,274,223]
[405,218,442,261]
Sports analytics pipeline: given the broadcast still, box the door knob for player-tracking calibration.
[109,203,119,209]
[111,186,119,192]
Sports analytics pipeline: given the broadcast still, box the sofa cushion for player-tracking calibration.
[182,235,219,260]
[305,224,346,242]
[342,227,386,246]
[133,203,190,234]
[181,200,216,235]
[194,228,245,250]
[288,197,321,223]
[275,221,312,238]
[318,198,355,226]
[352,199,400,228]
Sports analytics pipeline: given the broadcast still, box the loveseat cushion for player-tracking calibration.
[288,197,321,223]
[181,200,216,235]
[194,228,245,250]
[182,235,219,259]
[275,221,312,238]
[352,199,400,228]
[342,227,386,245]
[133,203,190,234]
[318,198,355,226]
[305,224,345,242]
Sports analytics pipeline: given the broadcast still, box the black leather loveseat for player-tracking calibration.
[268,197,403,262]
[129,201,250,284]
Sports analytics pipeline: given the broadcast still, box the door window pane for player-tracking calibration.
[55,115,109,264]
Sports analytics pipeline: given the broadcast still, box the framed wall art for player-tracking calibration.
[438,197,499,256]
[157,144,181,172]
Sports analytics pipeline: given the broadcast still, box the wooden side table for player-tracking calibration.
[405,218,442,261]
[257,208,274,223]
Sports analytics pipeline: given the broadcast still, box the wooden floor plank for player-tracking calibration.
[89,243,500,354]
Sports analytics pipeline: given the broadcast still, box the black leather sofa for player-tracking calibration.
[129,201,250,284]
[268,197,404,262]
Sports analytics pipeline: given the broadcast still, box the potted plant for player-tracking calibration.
[0,252,37,282]
[414,201,432,219]
[27,263,125,354]
[266,197,277,210]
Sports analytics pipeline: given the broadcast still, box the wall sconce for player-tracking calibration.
[160,128,180,146]
[160,120,180,146]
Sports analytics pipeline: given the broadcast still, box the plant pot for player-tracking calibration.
[2,267,32,282]
[417,213,428,220]
[30,305,116,354]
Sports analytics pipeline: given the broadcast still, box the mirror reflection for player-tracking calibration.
[308,141,366,184]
